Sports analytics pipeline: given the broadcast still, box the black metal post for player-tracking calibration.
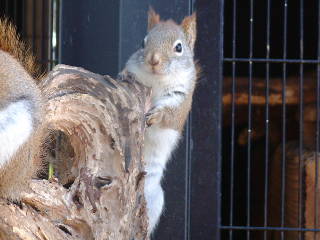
[59,0,120,76]
[189,0,223,240]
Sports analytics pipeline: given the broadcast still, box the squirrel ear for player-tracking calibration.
[148,7,160,31]
[181,12,197,50]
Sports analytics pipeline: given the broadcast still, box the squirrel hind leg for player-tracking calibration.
[144,173,165,234]
[0,139,36,201]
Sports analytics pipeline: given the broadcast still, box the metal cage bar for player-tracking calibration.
[0,0,60,72]
[263,0,271,239]
[298,1,305,239]
[246,1,254,239]
[280,1,288,239]
[315,2,320,240]
[229,0,237,238]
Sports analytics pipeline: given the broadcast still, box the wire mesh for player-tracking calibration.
[222,0,320,239]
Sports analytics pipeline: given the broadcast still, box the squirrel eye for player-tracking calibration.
[173,40,183,55]
[175,43,182,53]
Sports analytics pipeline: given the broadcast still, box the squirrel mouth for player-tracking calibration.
[150,67,164,75]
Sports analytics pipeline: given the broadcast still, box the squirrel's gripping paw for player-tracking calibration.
[145,108,163,127]
[117,70,137,83]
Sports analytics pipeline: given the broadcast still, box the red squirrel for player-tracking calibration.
[123,9,197,234]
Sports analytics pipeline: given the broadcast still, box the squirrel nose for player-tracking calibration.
[148,53,161,66]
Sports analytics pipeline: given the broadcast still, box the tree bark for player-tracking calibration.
[0,65,149,240]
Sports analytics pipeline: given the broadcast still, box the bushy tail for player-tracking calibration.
[0,18,41,79]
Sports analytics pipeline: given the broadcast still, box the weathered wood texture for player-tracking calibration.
[269,142,320,240]
[0,64,149,240]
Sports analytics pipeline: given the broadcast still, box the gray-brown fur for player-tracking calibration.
[0,23,43,200]
[160,84,195,131]
[142,10,197,132]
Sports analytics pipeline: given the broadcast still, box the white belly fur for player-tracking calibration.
[143,125,180,233]
[0,100,33,167]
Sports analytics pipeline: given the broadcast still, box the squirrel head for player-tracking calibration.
[126,8,197,88]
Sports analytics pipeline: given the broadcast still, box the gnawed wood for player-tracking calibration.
[0,64,150,240]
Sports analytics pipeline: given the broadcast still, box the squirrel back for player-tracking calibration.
[0,19,43,200]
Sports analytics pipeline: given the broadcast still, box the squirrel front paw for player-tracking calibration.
[117,70,135,83]
[145,108,163,127]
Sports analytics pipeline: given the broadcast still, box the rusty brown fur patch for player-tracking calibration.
[148,7,161,31]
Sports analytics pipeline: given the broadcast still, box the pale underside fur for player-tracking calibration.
[127,57,195,233]
[144,126,180,232]
[0,100,33,168]
[126,59,194,109]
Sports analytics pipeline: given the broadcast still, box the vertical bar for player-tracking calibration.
[13,0,17,23]
[247,0,254,239]
[55,0,61,65]
[185,101,192,240]
[118,0,123,73]
[43,0,50,71]
[184,3,193,240]
[315,1,320,239]
[263,0,271,239]
[21,0,25,39]
[5,0,8,16]
[190,0,223,239]
[48,0,53,70]
[229,0,237,239]
[51,0,56,68]
[298,0,304,239]
[58,0,62,65]
[32,0,36,52]
[280,1,288,239]
[50,0,60,70]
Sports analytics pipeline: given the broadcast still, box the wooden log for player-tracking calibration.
[223,74,316,106]
[269,141,320,240]
[0,64,150,240]
[222,74,317,127]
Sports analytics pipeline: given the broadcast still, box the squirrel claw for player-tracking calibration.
[145,109,163,127]
[117,70,137,83]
